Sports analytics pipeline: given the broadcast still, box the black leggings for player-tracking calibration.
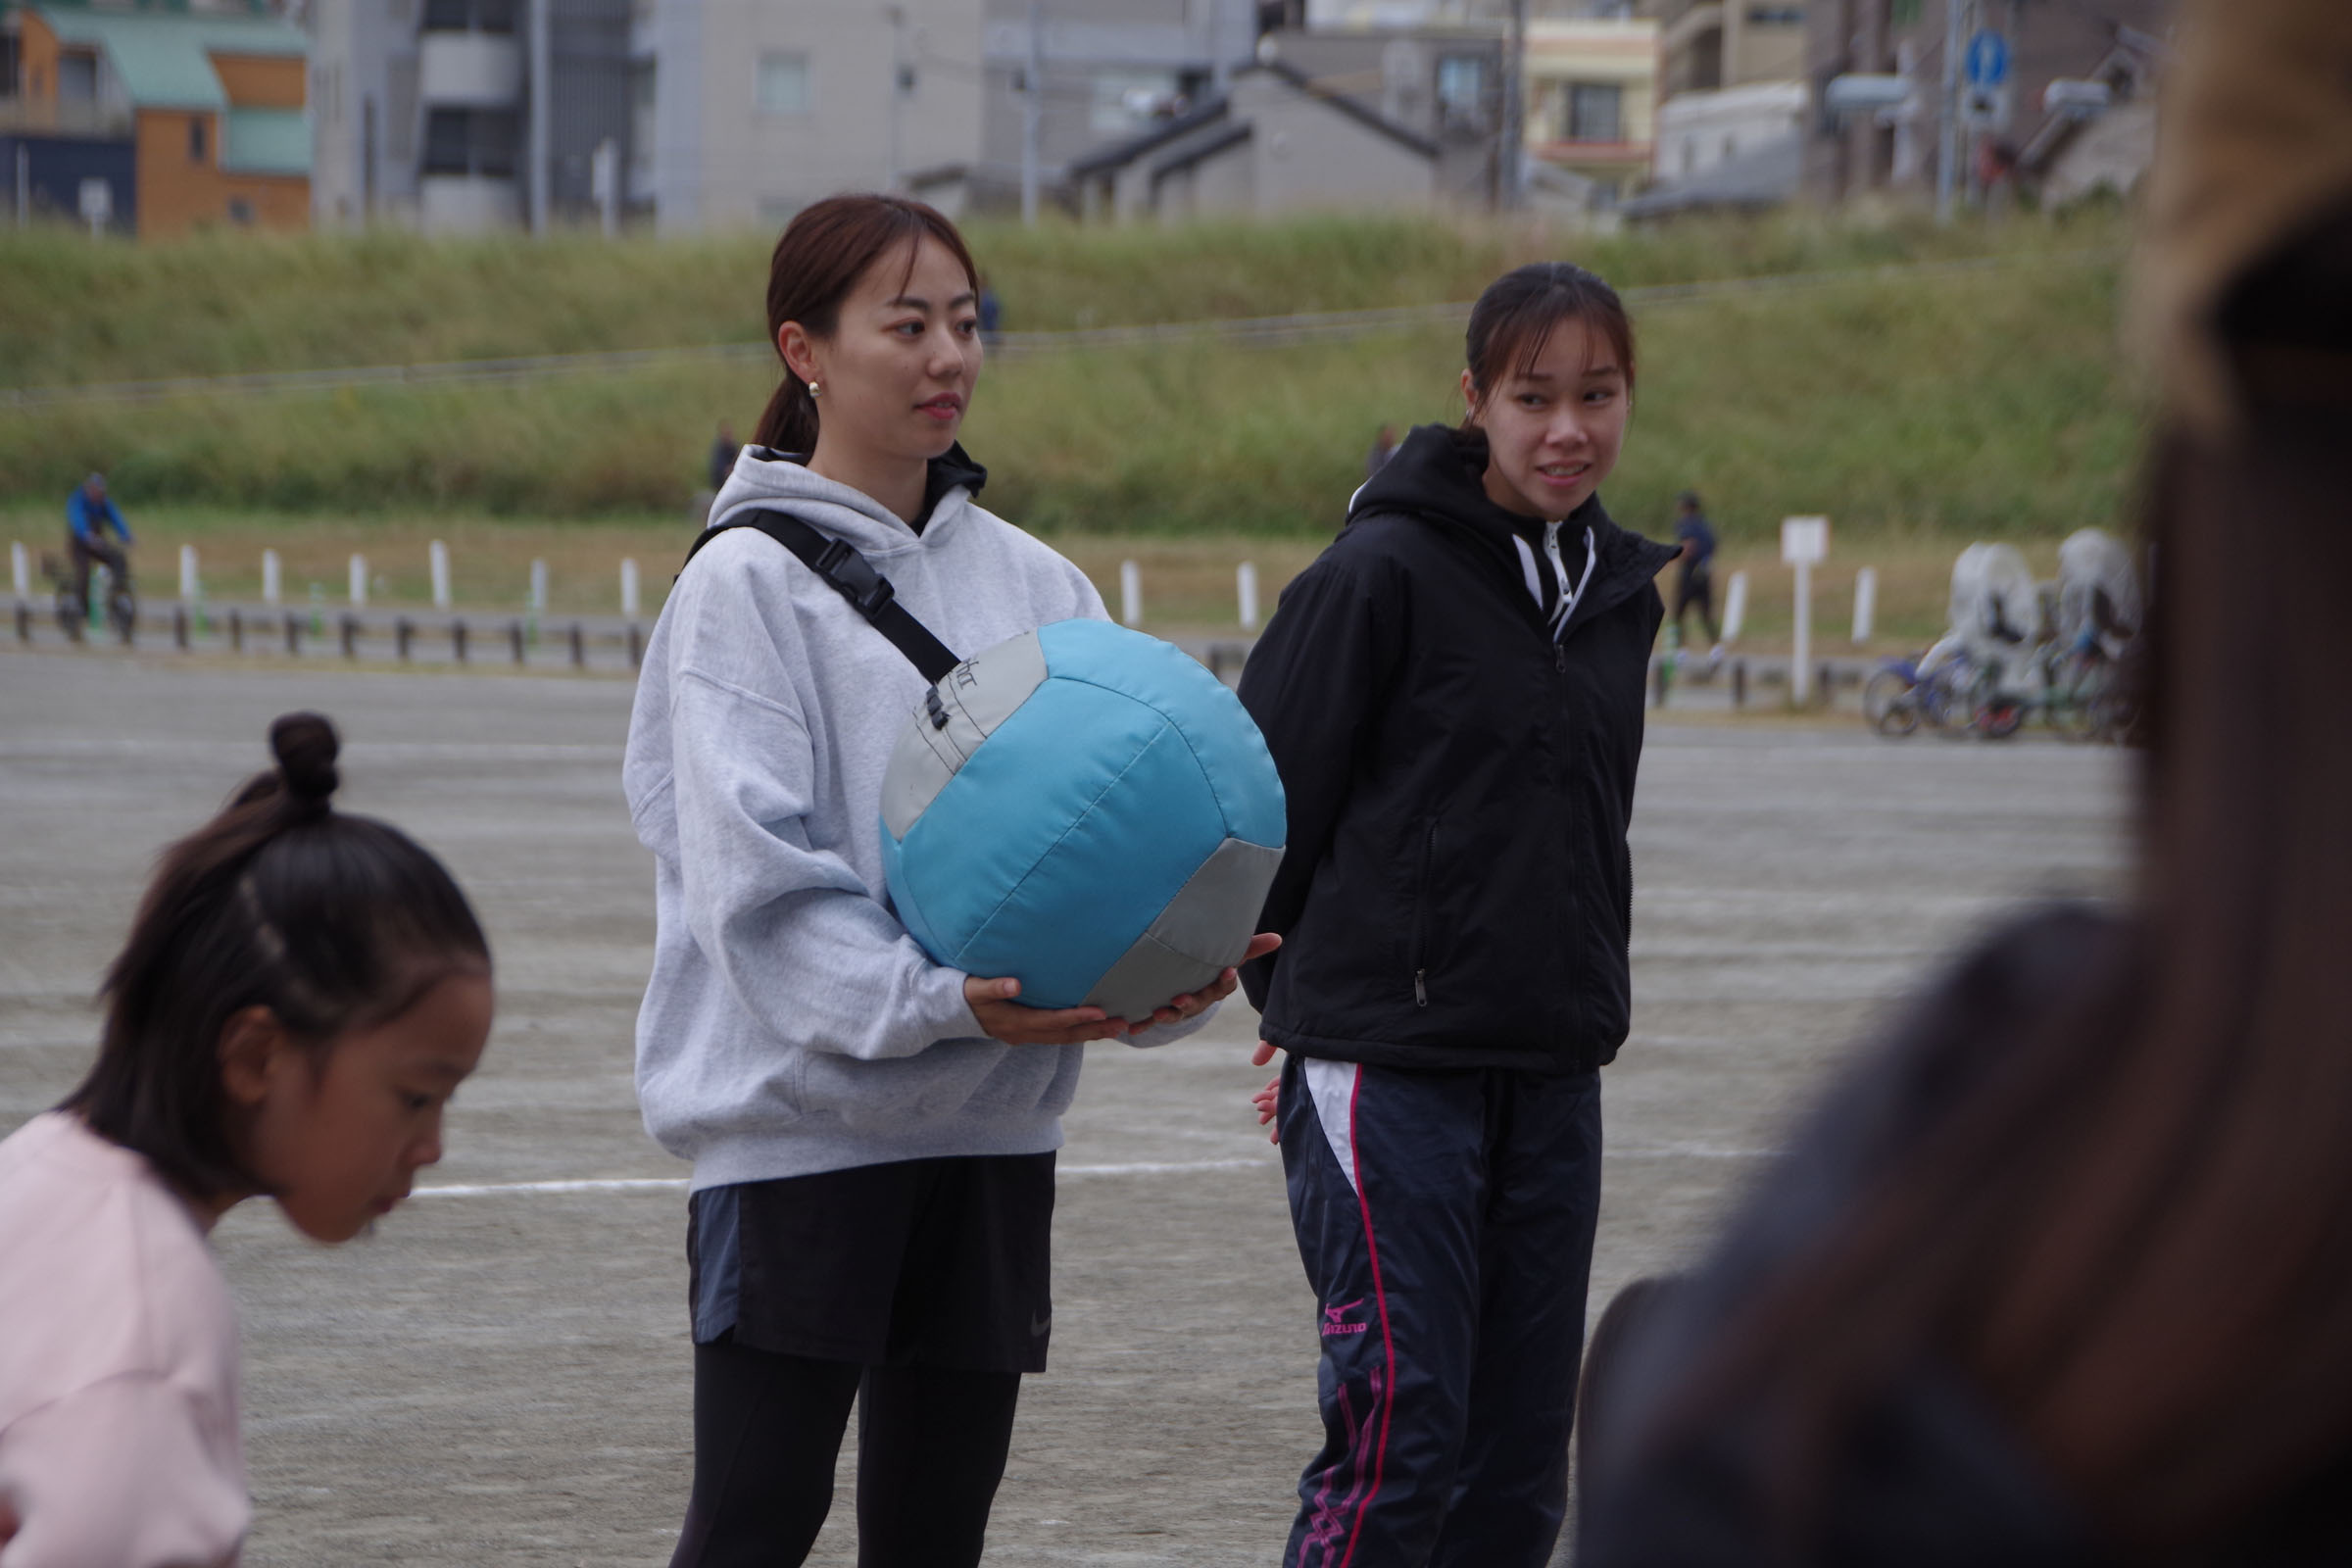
[668,1337,1022,1568]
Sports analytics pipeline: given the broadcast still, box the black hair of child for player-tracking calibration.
[59,712,491,1201]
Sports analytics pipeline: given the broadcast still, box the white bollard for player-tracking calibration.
[179,545,199,603]
[349,555,368,608]
[529,559,549,614]
[1791,563,1813,706]
[1237,562,1259,631]
[1119,560,1142,627]
[620,558,641,618]
[1852,565,1878,645]
[12,541,30,600]
[430,539,452,610]
[1720,569,1748,644]
[262,549,282,607]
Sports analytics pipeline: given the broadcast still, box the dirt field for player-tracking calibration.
[0,648,2130,1565]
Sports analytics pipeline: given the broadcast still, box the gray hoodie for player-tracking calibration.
[625,449,1201,1191]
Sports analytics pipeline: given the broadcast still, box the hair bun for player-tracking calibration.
[269,712,340,807]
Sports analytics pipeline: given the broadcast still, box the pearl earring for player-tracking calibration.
[808,381,821,399]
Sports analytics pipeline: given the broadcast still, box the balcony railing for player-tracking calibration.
[0,98,135,138]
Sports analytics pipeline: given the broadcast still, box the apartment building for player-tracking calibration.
[630,0,981,231]
[307,0,630,233]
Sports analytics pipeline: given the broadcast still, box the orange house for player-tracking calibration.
[15,2,308,237]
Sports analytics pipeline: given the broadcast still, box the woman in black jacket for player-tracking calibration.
[1237,263,1677,1568]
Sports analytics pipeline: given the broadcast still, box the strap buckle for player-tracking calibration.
[811,537,896,617]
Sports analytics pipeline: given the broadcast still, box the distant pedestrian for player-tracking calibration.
[708,422,738,491]
[1366,422,1398,480]
[65,472,133,620]
[1671,489,1721,654]
[978,275,1003,346]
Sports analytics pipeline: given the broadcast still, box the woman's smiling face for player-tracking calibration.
[1463,314,1631,520]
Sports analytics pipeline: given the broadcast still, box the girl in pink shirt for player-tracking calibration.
[0,712,494,1567]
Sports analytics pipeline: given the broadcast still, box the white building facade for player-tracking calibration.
[632,0,983,233]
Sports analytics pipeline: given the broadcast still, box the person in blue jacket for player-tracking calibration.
[66,473,133,617]
[1239,263,1677,1567]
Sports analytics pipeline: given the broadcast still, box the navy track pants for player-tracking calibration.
[1278,1054,1603,1568]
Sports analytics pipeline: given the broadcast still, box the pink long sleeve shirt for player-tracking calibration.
[0,1112,246,1567]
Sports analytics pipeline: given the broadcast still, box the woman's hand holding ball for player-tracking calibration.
[965,933,1279,1046]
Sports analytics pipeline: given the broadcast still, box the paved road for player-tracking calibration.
[0,649,2130,1565]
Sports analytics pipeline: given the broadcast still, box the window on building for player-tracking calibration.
[1746,6,1805,24]
[1566,82,1621,143]
[757,53,810,116]
[227,196,255,224]
[421,107,518,176]
[189,117,208,163]
[421,0,514,33]
[1,34,22,100]
[1436,55,1489,130]
[57,51,99,102]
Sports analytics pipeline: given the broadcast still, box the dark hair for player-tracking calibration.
[753,193,982,454]
[1645,203,2352,1553]
[59,712,491,1201]
[1677,490,1700,510]
[1462,262,1637,423]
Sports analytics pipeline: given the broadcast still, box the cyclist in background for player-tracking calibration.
[67,473,133,618]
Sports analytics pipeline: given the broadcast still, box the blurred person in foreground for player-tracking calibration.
[1580,4,2352,1563]
[66,472,133,617]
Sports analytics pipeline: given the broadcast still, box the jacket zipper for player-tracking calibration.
[1410,817,1437,1006]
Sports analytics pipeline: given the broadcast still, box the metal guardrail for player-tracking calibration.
[0,250,2115,412]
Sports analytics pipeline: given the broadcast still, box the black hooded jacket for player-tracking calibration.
[1238,423,1678,1073]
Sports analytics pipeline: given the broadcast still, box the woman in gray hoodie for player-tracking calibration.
[624,195,1268,1566]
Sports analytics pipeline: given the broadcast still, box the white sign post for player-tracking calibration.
[262,549,282,607]
[77,177,111,240]
[1782,516,1830,706]
[1721,569,1749,644]
[430,540,452,610]
[12,541,30,602]
[1237,562,1259,631]
[349,554,368,608]
[179,545,200,604]
[620,558,641,619]
[1119,560,1143,627]
[1852,565,1878,644]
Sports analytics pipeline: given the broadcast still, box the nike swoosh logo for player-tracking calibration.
[1031,1310,1053,1337]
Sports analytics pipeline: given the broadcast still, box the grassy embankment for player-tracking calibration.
[1,211,2142,645]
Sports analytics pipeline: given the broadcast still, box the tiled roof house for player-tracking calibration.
[8,0,308,236]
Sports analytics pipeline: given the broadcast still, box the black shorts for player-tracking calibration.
[686,1152,1055,1374]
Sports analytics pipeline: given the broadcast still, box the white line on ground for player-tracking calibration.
[411,1157,1280,1200]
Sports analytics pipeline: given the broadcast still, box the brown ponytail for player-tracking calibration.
[753,193,983,454]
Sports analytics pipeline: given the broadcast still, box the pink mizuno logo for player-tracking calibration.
[1320,1298,1369,1337]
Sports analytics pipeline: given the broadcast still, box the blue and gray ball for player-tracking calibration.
[880,618,1287,1019]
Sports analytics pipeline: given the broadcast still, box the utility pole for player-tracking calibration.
[1210,0,1230,97]
[885,4,907,191]
[1935,0,1965,223]
[1499,0,1526,209]
[529,0,553,234]
[1021,0,1043,225]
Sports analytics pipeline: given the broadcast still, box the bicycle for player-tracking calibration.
[41,550,138,645]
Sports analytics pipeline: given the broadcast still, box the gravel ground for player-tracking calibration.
[0,648,2130,1565]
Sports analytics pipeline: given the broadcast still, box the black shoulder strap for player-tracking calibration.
[683,509,961,683]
